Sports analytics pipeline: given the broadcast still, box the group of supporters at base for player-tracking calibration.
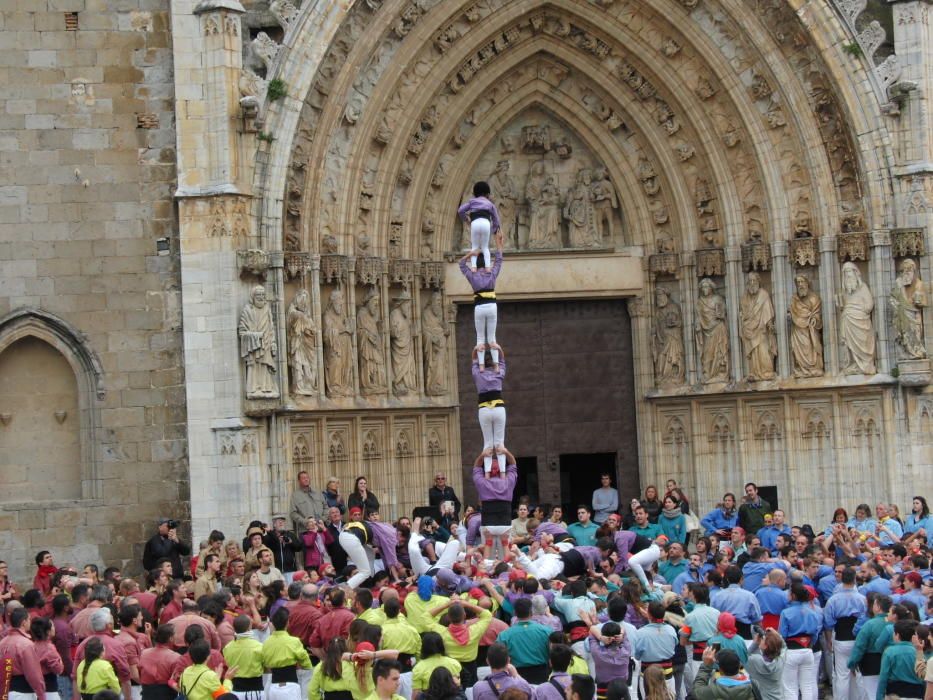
[0,471,931,700]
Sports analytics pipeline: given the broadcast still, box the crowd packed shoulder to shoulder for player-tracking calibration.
[1,471,931,700]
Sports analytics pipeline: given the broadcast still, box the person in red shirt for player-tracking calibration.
[286,584,322,649]
[121,579,158,621]
[309,588,354,660]
[33,551,57,597]
[158,582,186,625]
[30,617,65,699]
[72,608,132,700]
[0,608,47,700]
[139,624,181,700]
[117,605,150,696]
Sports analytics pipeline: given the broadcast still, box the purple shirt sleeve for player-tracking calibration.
[489,201,501,234]
[490,250,503,281]
[457,200,471,223]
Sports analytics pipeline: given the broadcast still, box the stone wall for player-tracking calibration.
[0,0,185,583]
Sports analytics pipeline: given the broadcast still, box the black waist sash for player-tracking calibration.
[142,684,178,700]
[481,500,512,527]
[559,549,586,578]
[736,620,753,639]
[859,652,882,676]
[470,211,491,222]
[474,291,496,306]
[270,667,299,684]
[344,522,371,545]
[834,616,857,641]
[232,677,264,691]
[323,692,354,700]
[43,673,58,692]
[477,390,504,408]
[10,676,34,693]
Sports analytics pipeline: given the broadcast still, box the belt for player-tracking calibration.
[43,673,59,692]
[10,676,35,693]
[787,636,812,649]
[232,677,265,691]
[270,667,299,684]
[735,620,753,639]
[478,390,504,409]
[474,291,496,306]
[691,641,708,660]
[470,211,491,221]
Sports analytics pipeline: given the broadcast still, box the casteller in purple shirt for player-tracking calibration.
[460,249,503,292]
[458,196,501,234]
[472,460,517,503]
[472,358,505,395]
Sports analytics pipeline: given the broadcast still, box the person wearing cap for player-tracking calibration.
[691,646,756,700]
[472,447,518,560]
[338,514,402,589]
[290,471,327,535]
[143,518,190,580]
[263,515,302,583]
[243,528,266,574]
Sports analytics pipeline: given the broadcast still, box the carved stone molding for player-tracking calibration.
[741,237,771,272]
[790,237,818,267]
[420,261,444,289]
[237,249,270,278]
[696,248,725,277]
[356,256,386,286]
[836,232,869,262]
[649,253,679,277]
[891,228,925,258]
[284,252,313,279]
[320,254,349,284]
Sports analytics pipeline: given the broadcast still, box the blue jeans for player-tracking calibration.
[57,674,73,700]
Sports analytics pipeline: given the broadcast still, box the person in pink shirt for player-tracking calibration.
[139,624,181,700]
[0,608,47,700]
[30,617,65,699]
[72,608,132,700]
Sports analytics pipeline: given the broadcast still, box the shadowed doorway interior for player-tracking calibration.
[559,452,617,515]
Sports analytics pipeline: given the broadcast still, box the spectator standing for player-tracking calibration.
[738,483,771,534]
[744,629,785,700]
[290,471,327,534]
[263,515,302,582]
[142,519,190,580]
[592,474,620,525]
[641,486,663,523]
[33,550,57,596]
[428,473,461,518]
[659,496,687,545]
[324,506,348,572]
[348,476,380,517]
[323,477,346,514]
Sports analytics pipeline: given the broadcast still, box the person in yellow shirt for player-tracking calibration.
[411,633,461,700]
[378,599,421,670]
[77,637,121,699]
[342,630,400,700]
[353,590,387,627]
[261,608,312,700]
[222,615,264,700]
[362,660,405,700]
[425,599,492,689]
[308,639,354,700]
[179,639,238,700]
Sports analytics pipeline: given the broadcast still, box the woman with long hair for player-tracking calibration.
[76,637,120,700]
[641,486,663,523]
[412,632,462,700]
[904,496,932,545]
[659,495,687,545]
[31,616,64,700]
[642,665,674,700]
[347,476,380,517]
[420,667,465,700]
[308,638,353,700]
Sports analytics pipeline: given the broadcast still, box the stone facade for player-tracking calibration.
[0,0,185,583]
[4,0,933,579]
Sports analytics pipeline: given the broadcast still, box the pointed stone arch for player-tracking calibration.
[0,308,105,500]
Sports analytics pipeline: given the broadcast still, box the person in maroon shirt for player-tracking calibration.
[72,608,132,700]
[169,600,221,652]
[30,617,64,699]
[51,594,76,699]
[33,551,57,597]
[139,624,181,700]
[286,584,322,650]
[158,582,186,625]
[121,579,158,621]
[0,608,46,700]
[309,588,354,660]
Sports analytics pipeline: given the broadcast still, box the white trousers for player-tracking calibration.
[267,681,301,700]
[685,657,701,691]
[408,535,461,576]
[861,675,879,700]
[131,686,142,700]
[298,667,313,700]
[832,639,857,700]
[474,303,499,366]
[627,544,661,589]
[783,648,815,700]
[338,531,375,588]
[478,406,506,474]
[470,218,491,271]
[9,693,36,700]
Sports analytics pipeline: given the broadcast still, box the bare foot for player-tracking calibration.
[493,364,500,373]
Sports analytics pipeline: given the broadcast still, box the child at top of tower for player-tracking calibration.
[457,181,501,272]
[458,210,505,371]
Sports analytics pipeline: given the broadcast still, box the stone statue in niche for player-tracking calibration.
[239,285,279,399]
[696,277,730,383]
[838,261,877,375]
[739,272,777,381]
[653,286,685,386]
[422,291,448,396]
[525,160,561,250]
[286,289,319,395]
[322,289,354,397]
[789,274,824,378]
[488,160,518,248]
[564,168,601,248]
[389,290,419,396]
[591,167,618,240]
[356,287,387,395]
[890,258,927,360]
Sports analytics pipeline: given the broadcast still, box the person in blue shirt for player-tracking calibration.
[672,554,704,595]
[874,503,904,546]
[817,564,844,605]
[757,509,792,553]
[700,494,738,537]
[567,505,599,547]
[779,584,823,700]
[823,567,867,700]
[894,571,927,619]
[903,496,933,548]
[755,568,788,630]
[741,547,788,593]
[858,561,892,596]
[713,565,762,641]
[847,503,878,536]
[658,495,687,545]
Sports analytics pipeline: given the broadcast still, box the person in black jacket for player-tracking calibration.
[324,506,348,573]
[427,473,461,519]
[142,518,191,579]
[263,515,302,579]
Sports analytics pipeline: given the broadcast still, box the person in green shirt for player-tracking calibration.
[411,632,462,700]
[363,660,405,700]
[308,638,354,700]
[404,577,450,633]
[379,598,421,668]
[354,590,387,626]
[848,593,893,700]
[628,506,663,540]
[568,506,599,547]
[180,639,237,700]
[262,607,312,700]
[426,599,492,688]
[877,620,924,700]
[76,637,121,699]
[223,615,265,697]
[496,598,552,684]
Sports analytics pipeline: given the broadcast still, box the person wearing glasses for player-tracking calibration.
[428,473,461,519]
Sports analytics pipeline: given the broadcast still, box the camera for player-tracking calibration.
[167,519,178,529]
[752,624,765,637]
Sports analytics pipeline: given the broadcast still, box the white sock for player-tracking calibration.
[484,455,492,474]
[496,452,506,471]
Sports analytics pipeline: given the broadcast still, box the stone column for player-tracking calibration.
[819,236,840,375]
[679,252,698,385]
[771,241,791,378]
[870,230,895,374]
[725,246,743,382]
[627,296,656,485]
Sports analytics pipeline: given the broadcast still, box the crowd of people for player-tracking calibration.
[1,468,931,700]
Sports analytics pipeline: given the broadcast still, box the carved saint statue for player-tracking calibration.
[838,261,877,375]
[890,258,927,360]
[652,286,685,386]
[389,290,419,396]
[564,168,601,248]
[591,166,618,240]
[695,277,730,383]
[488,160,518,248]
[356,287,387,395]
[322,289,354,397]
[525,161,561,250]
[788,274,824,377]
[421,291,448,395]
[286,289,318,395]
[738,272,777,381]
[238,285,279,399]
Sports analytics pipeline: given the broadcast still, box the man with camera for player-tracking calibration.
[142,517,191,580]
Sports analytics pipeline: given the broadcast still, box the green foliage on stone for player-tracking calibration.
[267,78,288,102]
[842,42,863,58]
